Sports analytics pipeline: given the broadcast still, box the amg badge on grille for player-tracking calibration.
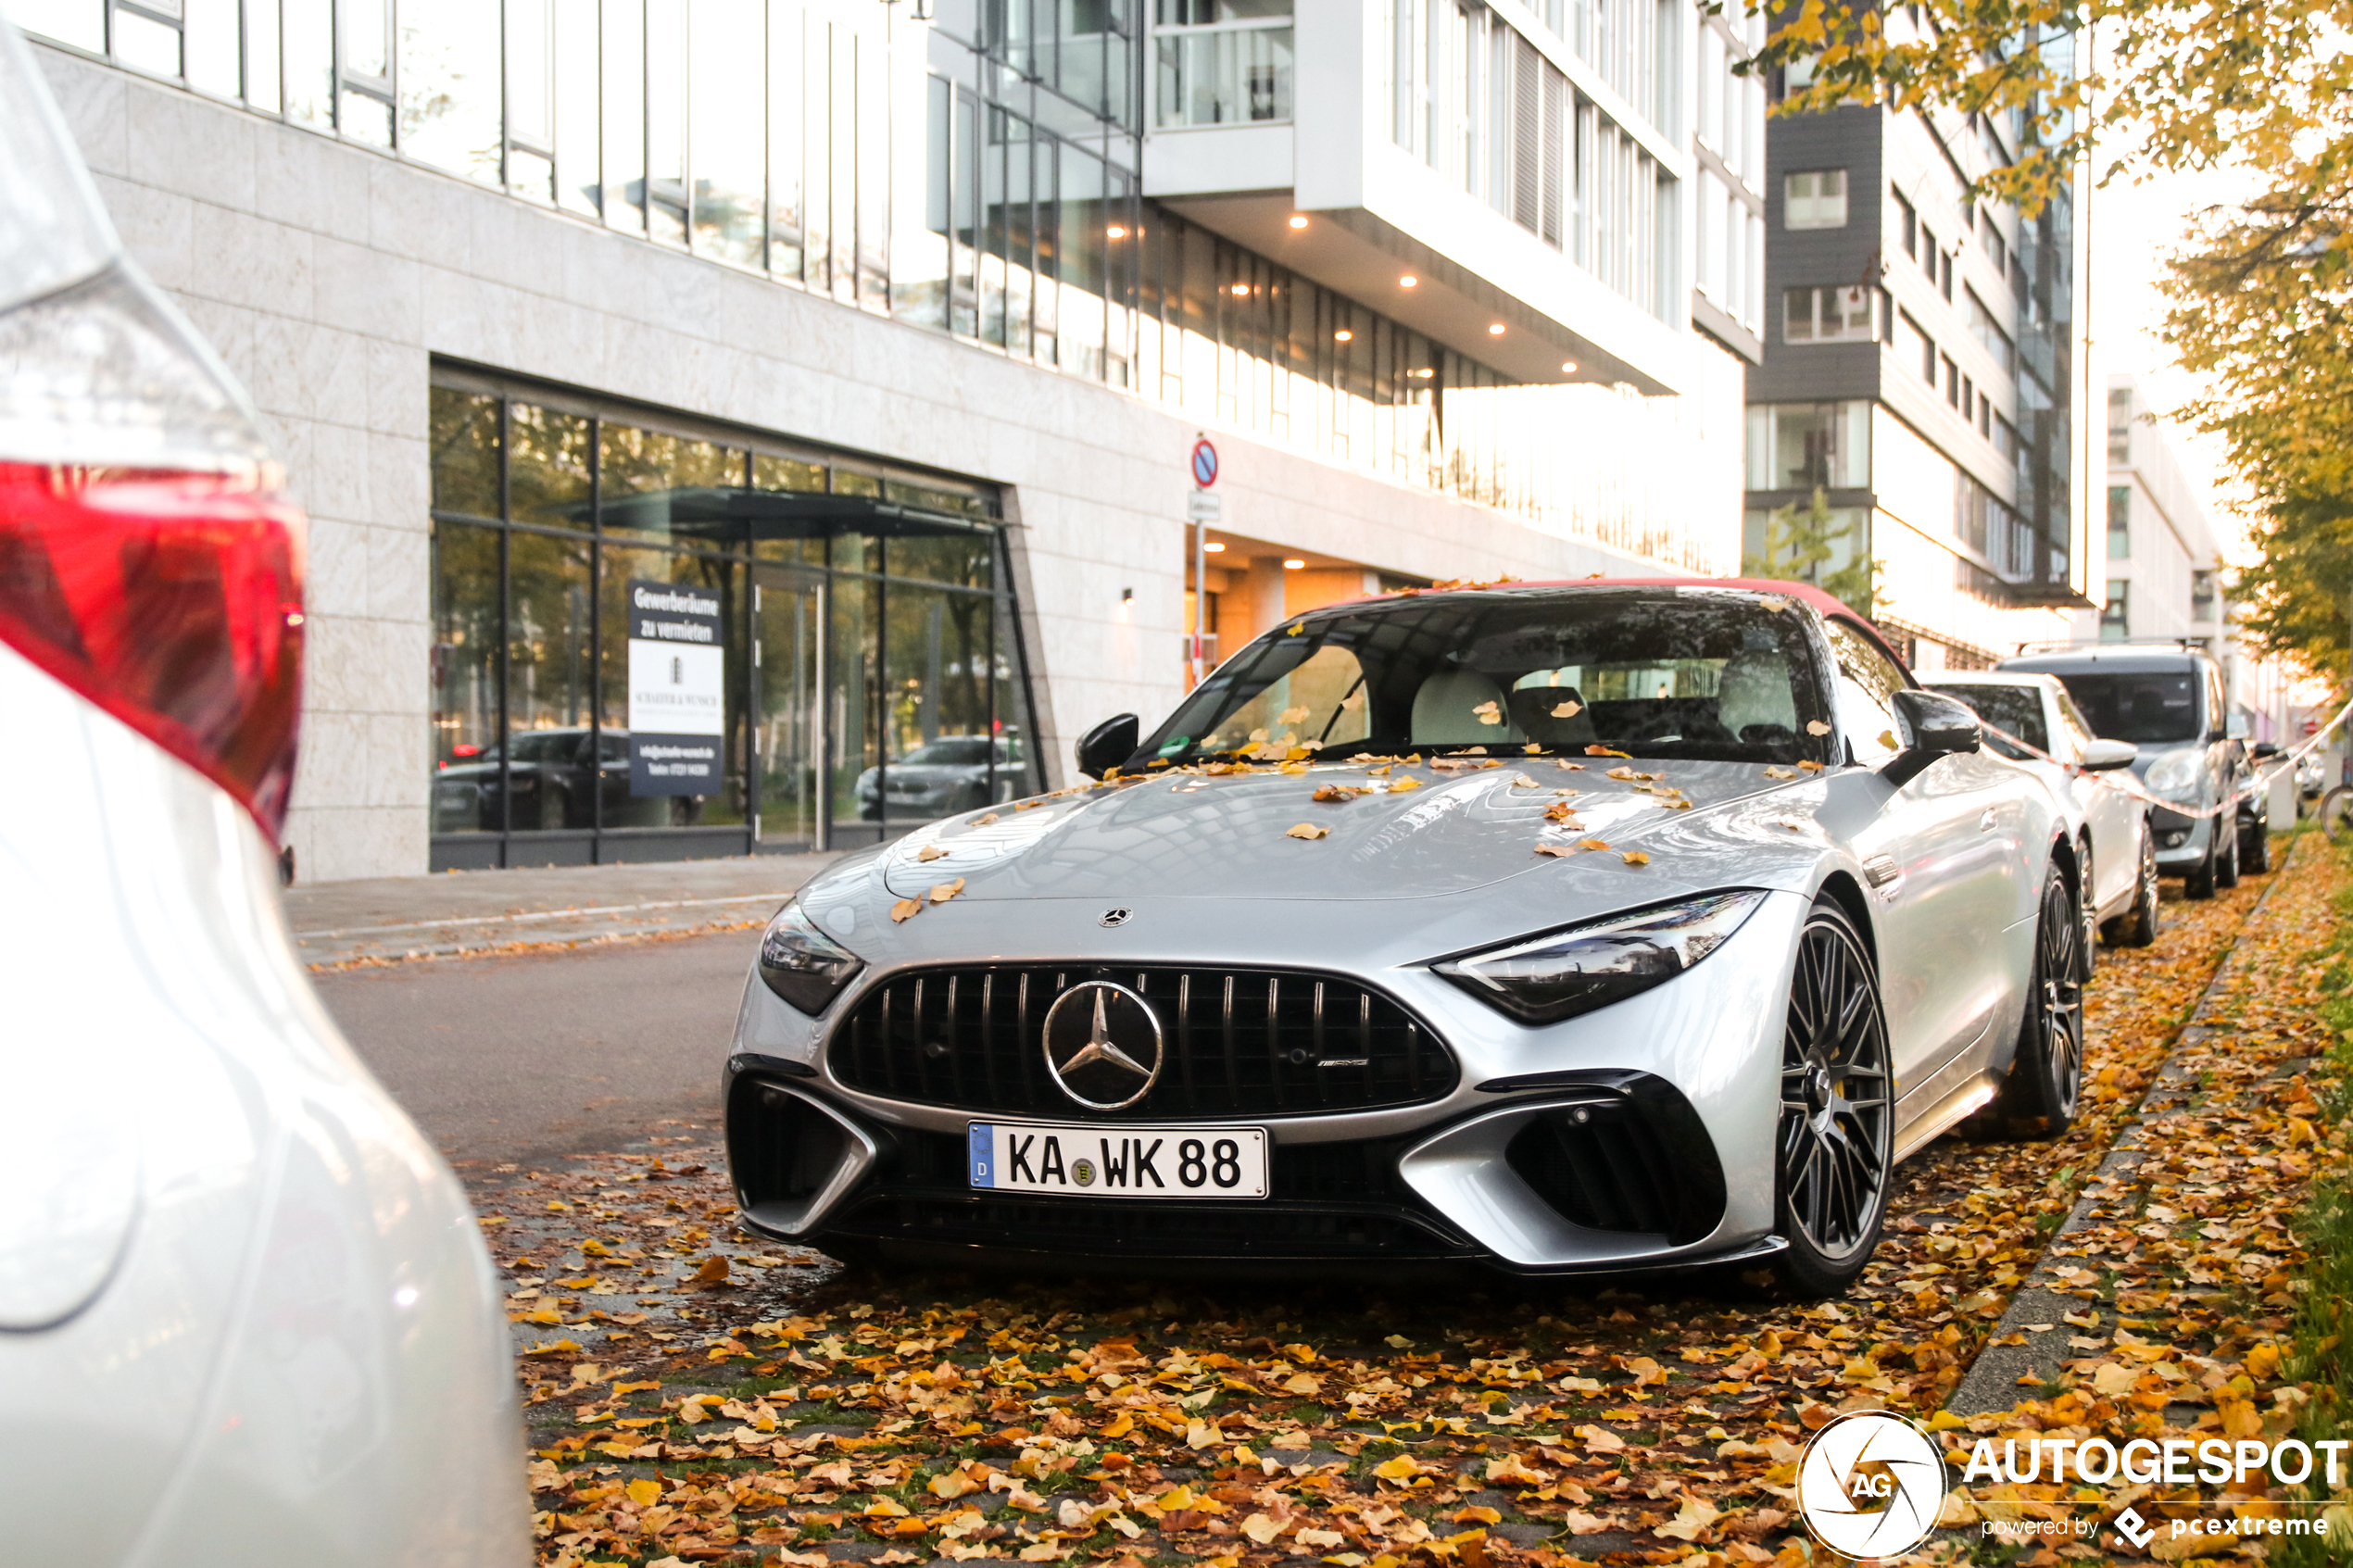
[1040,981,1164,1110]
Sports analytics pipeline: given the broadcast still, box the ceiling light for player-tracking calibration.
[1283,558,1307,571]
[1229,282,1250,295]
[1561,360,1578,372]
[1334,329,1353,342]
[1399,274,1418,288]
[1287,215,1309,230]
[1105,224,1127,239]
[1487,322,1506,335]
[1203,541,1226,553]
[1412,367,1435,379]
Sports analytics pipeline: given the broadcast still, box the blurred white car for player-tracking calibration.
[1922,670,2157,960]
[0,20,528,1565]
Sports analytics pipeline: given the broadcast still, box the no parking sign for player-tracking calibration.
[1190,438,1218,488]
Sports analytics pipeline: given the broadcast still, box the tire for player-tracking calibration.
[2183,823,2219,900]
[2101,829,2160,949]
[1992,863,2086,1136]
[2216,823,2240,889]
[2243,826,2271,875]
[1772,899,1894,1298]
[2328,787,2353,845]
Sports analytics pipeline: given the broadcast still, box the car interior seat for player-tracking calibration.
[1506,671,1599,747]
[1411,668,1521,745]
[1714,649,1798,744]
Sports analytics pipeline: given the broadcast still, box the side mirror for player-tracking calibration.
[2253,741,2281,759]
[1074,713,1139,780]
[2080,738,2139,771]
[1882,688,1982,787]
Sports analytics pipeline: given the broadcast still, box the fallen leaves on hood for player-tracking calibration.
[1284,822,1329,839]
[888,897,923,922]
[1552,699,1582,718]
[1277,707,1312,724]
[1761,766,1796,780]
[972,812,1000,825]
[915,846,949,862]
[1585,745,1629,757]
[1575,837,1610,852]
[1533,843,1576,858]
[1311,784,1365,802]
[1386,776,1423,792]
[1758,594,1790,611]
[929,878,966,904]
[1620,850,1651,865]
[1805,720,1832,736]
[1796,759,1826,772]
[1340,691,1365,710]
[1472,701,1503,725]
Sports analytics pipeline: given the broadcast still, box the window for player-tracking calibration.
[1939,248,1953,299]
[1994,415,2019,458]
[1894,310,1933,382]
[1894,186,1918,257]
[1824,620,1906,763]
[1161,0,1295,128]
[1942,353,1960,406]
[1965,288,2016,372]
[2100,581,2130,641]
[2108,387,2133,463]
[1919,224,1936,275]
[1784,285,1879,344]
[2107,484,2131,558]
[1784,169,1848,229]
[1983,223,2006,276]
[1744,402,1871,490]
[2191,569,2216,622]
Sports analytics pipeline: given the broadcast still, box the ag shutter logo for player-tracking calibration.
[1794,1410,1948,1559]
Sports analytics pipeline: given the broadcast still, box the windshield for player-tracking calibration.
[2050,672,2201,745]
[1144,590,1835,766]
[1926,683,2046,759]
[900,738,993,766]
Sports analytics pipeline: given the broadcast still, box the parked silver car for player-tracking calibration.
[1921,670,2157,960]
[725,582,2079,1297]
[0,21,527,1563]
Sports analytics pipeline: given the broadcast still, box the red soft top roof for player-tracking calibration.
[1340,574,1913,674]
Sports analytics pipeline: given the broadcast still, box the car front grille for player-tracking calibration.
[828,965,1457,1118]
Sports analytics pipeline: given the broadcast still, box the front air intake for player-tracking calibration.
[1504,1084,1725,1245]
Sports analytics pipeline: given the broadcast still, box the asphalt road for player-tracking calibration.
[312,930,760,1168]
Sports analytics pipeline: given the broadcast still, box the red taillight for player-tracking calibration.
[0,461,304,840]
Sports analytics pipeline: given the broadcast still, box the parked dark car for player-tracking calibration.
[1999,646,2264,896]
[854,734,1021,822]
[434,727,699,831]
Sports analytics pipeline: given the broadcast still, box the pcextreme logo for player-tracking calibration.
[1794,1411,1949,1559]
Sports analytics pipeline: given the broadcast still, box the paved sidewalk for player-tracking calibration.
[284,852,845,966]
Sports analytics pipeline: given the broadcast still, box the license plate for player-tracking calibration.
[967,1122,1268,1199]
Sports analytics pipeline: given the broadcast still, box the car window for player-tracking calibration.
[1188,644,1373,757]
[2051,672,2199,744]
[1926,683,2046,759]
[1146,592,1832,765]
[2053,691,2095,761]
[1824,621,1906,763]
[509,730,584,762]
[902,738,991,766]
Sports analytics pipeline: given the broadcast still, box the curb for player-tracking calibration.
[1946,832,2305,1415]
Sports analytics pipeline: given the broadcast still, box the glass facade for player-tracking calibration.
[18,0,1725,575]
[428,374,1038,870]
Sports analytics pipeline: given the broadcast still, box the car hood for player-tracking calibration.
[875,758,1825,902]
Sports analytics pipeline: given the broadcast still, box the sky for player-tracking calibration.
[2088,157,2268,562]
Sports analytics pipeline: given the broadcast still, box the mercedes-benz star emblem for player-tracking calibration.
[1099,908,1131,928]
[1040,981,1164,1110]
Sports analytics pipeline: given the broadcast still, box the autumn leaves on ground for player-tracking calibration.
[472,834,2349,1568]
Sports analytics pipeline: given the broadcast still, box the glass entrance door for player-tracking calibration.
[752,568,823,849]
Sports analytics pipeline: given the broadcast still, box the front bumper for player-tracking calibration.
[721,891,1809,1276]
[2150,807,2217,872]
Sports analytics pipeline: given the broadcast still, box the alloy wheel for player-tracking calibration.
[1777,914,1893,1262]
[2036,875,2085,1121]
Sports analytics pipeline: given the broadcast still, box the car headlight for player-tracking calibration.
[757,900,865,1015]
[2145,748,2204,802]
[1433,891,1768,1024]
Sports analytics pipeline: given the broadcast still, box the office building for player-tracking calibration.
[16,0,1758,877]
[1742,35,2093,669]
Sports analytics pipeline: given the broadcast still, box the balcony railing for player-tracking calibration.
[1153,21,1293,128]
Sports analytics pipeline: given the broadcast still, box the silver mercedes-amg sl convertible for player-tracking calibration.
[724,581,2082,1296]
